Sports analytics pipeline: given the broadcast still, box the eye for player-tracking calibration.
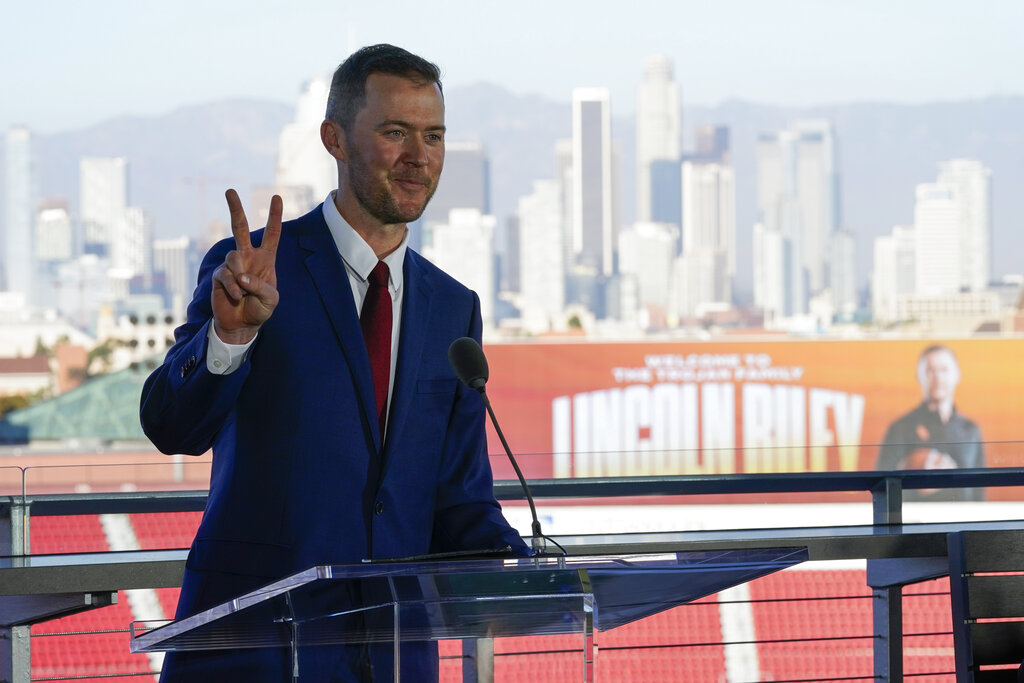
[425,133,444,144]
[386,129,405,139]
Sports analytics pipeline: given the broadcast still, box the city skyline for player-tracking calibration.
[4,41,1023,344]
[4,0,1024,135]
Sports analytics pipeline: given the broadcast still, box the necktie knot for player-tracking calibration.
[368,261,389,289]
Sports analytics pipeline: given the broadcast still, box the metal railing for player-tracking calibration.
[5,466,1024,681]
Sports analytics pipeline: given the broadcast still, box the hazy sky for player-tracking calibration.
[4,0,1024,134]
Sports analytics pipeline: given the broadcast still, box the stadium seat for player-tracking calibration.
[29,515,107,554]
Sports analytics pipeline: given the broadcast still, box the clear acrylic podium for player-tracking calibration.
[130,547,807,681]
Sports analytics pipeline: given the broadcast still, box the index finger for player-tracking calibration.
[260,194,284,253]
[225,188,252,250]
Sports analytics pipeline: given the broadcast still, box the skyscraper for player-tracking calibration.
[829,229,856,318]
[936,159,992,292]
[694,126,731,163]
[677,159,736,315]
[111,206,152,279]
[80,157,152,282]
[619,221,677,323]
[872,225,915,323]
[682,160,735,275]
[277,76,335,210]
[420,141,490,225]
[36,200,73,262]
[648,159,682,228]
[80,157,128,257]
[753,222,794,323]
[635,56,680,223]
[31,200,73,312]
[153,236,193,314]
[502,214,520,294]
[571,87,614,277]
[898,162,999,329]
[426,209,497,327]
[555,139,574,273]
[418,140,492,260]
[517,180,565,332]
[4,126,36,301]
[913,183,963,297]
[153,236,191,294]
[756,120,840,311]
[672,247,729,320]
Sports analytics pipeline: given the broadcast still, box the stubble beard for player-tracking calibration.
[348,149,437,226]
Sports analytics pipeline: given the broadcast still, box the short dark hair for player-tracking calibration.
[325,44,443,131]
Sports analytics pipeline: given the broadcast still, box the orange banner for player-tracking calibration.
[482,339,1024,489]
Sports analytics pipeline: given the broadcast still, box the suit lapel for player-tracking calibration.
[382,250,434,470]
[297,212,382,451]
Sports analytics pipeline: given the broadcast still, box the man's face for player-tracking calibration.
[921,350,959,404]
[343,73,445,226]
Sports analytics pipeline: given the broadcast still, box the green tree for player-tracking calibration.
[85,338,121,377]
[0,394,30,420]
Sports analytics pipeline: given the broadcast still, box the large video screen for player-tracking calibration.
[483,339,1023,494]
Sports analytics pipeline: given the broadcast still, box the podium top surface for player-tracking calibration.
[131,547,807,653]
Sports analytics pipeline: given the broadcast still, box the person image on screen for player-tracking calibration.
[140,44,529,682]
[876,344,985,501]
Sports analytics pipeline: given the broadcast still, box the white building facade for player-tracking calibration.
[517,180,565,332]
[426,209,497,328]
[277,76,336,211]
[871,225,915,323]
[4,127,36,301]
[635,56,681,223]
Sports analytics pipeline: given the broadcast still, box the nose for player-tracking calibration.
[403,136,428,167]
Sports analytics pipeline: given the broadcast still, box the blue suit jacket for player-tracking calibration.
[141,205,526,680]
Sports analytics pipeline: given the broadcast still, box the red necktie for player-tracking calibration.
[360,261,392,441]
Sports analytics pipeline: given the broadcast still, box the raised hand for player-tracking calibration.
[211,189,283,344]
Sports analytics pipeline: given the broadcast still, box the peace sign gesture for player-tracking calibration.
[211,189,283,344]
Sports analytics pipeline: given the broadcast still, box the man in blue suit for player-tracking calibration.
[140,44,527,681]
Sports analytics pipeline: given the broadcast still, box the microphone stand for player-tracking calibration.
[448,336,564,557]
[478,388,546,553]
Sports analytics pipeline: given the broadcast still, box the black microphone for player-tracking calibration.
[448,337,553,554]
[448,337,488,391]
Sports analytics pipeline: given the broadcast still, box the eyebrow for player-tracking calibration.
[376,119,446,133]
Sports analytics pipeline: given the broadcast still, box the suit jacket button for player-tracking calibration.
[374,501,384,516]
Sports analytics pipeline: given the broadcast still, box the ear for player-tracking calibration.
[320,120,347,161]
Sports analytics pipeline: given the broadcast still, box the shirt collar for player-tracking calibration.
[322,191,407,291]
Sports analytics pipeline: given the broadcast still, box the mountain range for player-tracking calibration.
[6,84,1024,300]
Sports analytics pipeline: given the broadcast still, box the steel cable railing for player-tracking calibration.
[5,463,1024,681]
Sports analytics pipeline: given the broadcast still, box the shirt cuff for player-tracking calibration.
[206,324,257,375]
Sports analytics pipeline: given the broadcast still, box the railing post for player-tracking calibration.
[462,638,493,683]
[0,497,28,559]
[0,625,30,683]
[1,496,31,683]
[870,476,903,682]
